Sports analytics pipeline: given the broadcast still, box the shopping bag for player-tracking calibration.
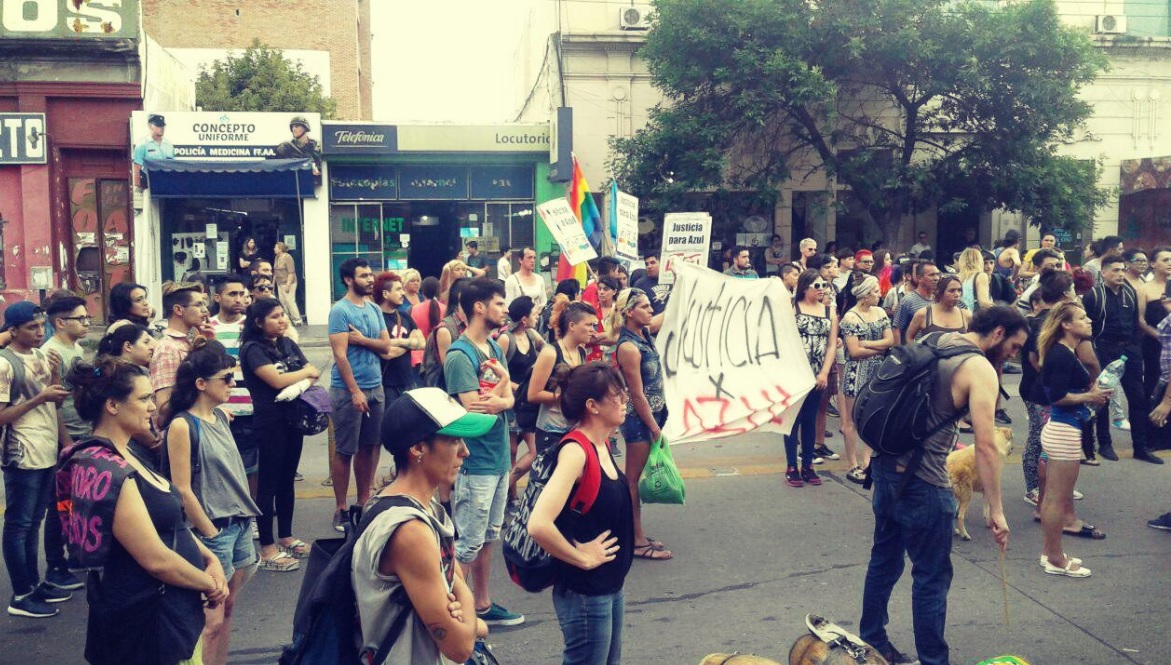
[638,434,685,504]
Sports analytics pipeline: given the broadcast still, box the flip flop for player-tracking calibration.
[279,539,311,558]
[258,551,300,572]
[632,542,673,560]
[1063,524,1106,540]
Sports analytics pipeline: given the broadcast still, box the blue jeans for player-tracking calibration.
[860,460,957,665]
[552,584,624,665]
[2,466,67,597]
[784,388,822,467]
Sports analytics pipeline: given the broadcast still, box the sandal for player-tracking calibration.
[1041,556,1091,578]
[1080,457,1101,466]
[846,466,866,484]
[643,535,665,549]
[258,551,300,572]
[279,539,311,558]
[632,542,673,560]
[1063,523,1106,540]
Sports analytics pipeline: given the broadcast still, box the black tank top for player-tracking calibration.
[1145,299,1166,330]
[90,475,205,665]
[505,329,540,385]
[556,445,634,596]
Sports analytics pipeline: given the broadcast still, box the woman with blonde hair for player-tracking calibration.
[611,288,671,560]
[399,268,424,313]
[1036,301,1111,577]
[438,260,469,302]
[955,247,993,312]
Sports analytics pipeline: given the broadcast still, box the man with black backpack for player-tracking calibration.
[858,306,1026,665]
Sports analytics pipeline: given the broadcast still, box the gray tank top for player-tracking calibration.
[893,334,982,488]
[184,410,261,521]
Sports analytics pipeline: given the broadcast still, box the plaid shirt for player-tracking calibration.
[1159,313,1171,383]
[150,329,192,392]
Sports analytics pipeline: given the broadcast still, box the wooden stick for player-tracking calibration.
[998,547,1011,629]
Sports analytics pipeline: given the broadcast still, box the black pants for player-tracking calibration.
[255,410,305,546]
[1095,342,1150,454]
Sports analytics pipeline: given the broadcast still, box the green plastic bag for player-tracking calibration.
[638,434,685,504]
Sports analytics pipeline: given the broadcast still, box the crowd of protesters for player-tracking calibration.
[3,230,1171,665]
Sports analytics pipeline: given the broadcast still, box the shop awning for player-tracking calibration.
[1120,156,1171,195]
[143,158,317,198]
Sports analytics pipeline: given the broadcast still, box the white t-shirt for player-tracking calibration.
[497,256,512,281]
[504,272,547,310]
[0,348,59,470]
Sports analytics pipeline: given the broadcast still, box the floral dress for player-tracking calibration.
[795,306,832,373]
[839,311,891,397]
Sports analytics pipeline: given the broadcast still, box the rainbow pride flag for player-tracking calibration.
[556,156,602,286]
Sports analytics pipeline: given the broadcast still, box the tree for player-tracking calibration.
[611,0,1108,244]
[195,40,337,118]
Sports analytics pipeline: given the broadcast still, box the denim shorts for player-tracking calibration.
[620,409,666,445]
[200,517,257,579]
[451,472,509,564]
[329,385,385,456]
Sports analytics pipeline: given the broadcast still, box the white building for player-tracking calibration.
[514,0,1171,259]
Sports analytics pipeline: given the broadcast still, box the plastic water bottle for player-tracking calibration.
[1098,356,1127,390]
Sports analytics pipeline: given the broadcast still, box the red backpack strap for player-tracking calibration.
[559,430,603,515]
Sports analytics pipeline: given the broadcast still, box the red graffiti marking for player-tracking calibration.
[680,383,797,437]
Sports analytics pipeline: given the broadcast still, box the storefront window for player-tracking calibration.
[160,198,304,301]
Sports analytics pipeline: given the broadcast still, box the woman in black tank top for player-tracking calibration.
[500,296,545,502]
[60,359,229,665]
[528,363,634,665]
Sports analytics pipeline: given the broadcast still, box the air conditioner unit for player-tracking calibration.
[619,6,653,30]
[1095,15,1127,34]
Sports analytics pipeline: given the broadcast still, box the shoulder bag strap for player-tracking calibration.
[0,347,30,401]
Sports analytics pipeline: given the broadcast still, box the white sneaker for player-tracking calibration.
[812,456,825,465]
[1072,489,1084,500]
[1112,418,1131,431]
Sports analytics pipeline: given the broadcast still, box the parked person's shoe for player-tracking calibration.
[801,466,822,486]
[476,602,524,626]
[44,568,83,591]
[826,403,840,418]
[1098,446,1119,461]
[35,584,72,604]
[1112,418,1131,431]
[814,444,839,461]
[995,409,1013,425]
[785,466,803,487]
[1023,489,1038,506]
[880,644,919,664]
[1147,513,1171,531]
[332,509,347,533]
[1134,450,1165,465]
[7,592,58,618]
[846,466,866,484]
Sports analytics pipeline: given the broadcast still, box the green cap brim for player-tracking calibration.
[436,412,497,439]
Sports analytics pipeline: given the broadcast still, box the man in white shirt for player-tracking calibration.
[0,302,74,618]
[908,231,932,258]
[496,246,513,281]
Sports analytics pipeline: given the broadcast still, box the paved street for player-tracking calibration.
[2,357,1170,664]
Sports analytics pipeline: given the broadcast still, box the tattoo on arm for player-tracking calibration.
[428,624,448,641]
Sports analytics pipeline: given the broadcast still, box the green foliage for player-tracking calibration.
[611,0,1108,241]
[195,40,337,118]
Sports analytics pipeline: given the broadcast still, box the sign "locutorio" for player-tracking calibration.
[321,122,550,155]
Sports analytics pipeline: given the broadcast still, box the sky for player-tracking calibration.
[371,1,533,123]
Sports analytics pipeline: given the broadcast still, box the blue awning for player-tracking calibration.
[143,158,317,198]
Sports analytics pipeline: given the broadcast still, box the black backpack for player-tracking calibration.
[420,318,463,390]
[852,332,982,458]
[279,496,425,665]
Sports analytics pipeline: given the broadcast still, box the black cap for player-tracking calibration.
[148,114,166,127]
[381,388,496,456]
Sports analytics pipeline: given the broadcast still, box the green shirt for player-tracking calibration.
[41,337,90,439]
[443,336,509,475]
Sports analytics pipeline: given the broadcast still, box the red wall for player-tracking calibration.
[0,83,139,306]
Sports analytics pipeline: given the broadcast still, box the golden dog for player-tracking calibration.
[947,426,1014,540]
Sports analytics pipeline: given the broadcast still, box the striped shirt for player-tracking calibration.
[210,315,254,417]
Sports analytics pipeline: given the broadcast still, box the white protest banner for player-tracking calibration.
[614,189,640,261]
[537,198,598,266]
[655,262,816,444]
[659,212,712,285]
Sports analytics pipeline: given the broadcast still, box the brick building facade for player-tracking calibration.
[143,0,373,120]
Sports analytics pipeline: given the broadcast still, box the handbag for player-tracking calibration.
[290,385,332,435]
[638,434,686,504]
